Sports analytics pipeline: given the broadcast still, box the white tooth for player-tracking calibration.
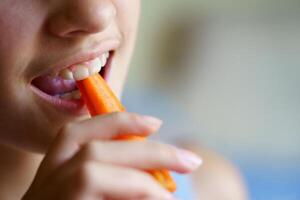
[72,64,89,81]
[105,52,109,58]
[60,92,72,100]
[101,54,107,67]
[59,69,74,80]
[89,58,102,75]
[71,90,81,99]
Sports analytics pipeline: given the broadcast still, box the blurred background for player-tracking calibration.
[123,1,300,199]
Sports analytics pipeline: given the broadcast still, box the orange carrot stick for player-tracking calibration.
[76,73,177,192]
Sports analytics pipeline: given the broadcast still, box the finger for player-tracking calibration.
[72,141,202,174]
[66,162,174,200]
[37,113,162,183]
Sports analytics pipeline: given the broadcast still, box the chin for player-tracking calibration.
[0,107,80,154]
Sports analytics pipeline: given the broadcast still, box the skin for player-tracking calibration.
[0,0,139,152]
[179,143,248,200]
[0,0,202,199]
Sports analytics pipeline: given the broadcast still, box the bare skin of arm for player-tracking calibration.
[180,143,248,200]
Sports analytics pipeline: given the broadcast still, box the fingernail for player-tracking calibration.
[177,149,203,170]
[142,115,163,128]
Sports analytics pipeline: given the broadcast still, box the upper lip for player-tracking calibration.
[32,38,120,79]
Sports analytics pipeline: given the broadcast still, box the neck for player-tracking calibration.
[0,144,43,200]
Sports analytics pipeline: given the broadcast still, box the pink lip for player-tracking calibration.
[29,39,119,114]
[30,84,86,114]
[34,39,120,79]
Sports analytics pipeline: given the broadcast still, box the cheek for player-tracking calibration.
[114,0,140,43]
[108,1,140,96]
[0,1,45,80]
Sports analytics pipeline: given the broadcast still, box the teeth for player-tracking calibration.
[88,58,102,75]
[72,64,89,81]
[59,69,74,80]
[60,93,72,100]
[60,90,81,100]
[58,52,110,81]
[100,54,107,67]
[105,52,109,59]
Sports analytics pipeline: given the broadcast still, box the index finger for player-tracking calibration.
[34,112,162,183]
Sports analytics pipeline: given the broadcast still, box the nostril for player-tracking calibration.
[66,30,90,38]
[47,0,117,38]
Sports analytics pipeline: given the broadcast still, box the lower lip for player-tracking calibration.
[30,84,86,114]
[30,52,114,114]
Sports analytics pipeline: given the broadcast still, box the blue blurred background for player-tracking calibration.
[123,1,300,199]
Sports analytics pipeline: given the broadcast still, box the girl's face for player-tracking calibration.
[0,0,140,152]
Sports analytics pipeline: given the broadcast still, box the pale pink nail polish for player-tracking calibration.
[177,149,203,169]
[142,115,163,128]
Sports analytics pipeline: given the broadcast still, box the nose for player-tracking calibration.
[47,0,116,38]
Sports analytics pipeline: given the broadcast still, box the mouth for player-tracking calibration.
[30,50,114,113]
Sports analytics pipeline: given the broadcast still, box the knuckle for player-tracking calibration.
[60,122,78,138]
[111,112,124,121]
[63,122,76,133]
[152,142,177,162]
[109,112,126,127]
[128,113,141,124]
[80,142,98,161]
[112,113,141,133]
[114,112,140,124]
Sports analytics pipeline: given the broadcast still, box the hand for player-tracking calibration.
[22,112,202,200]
